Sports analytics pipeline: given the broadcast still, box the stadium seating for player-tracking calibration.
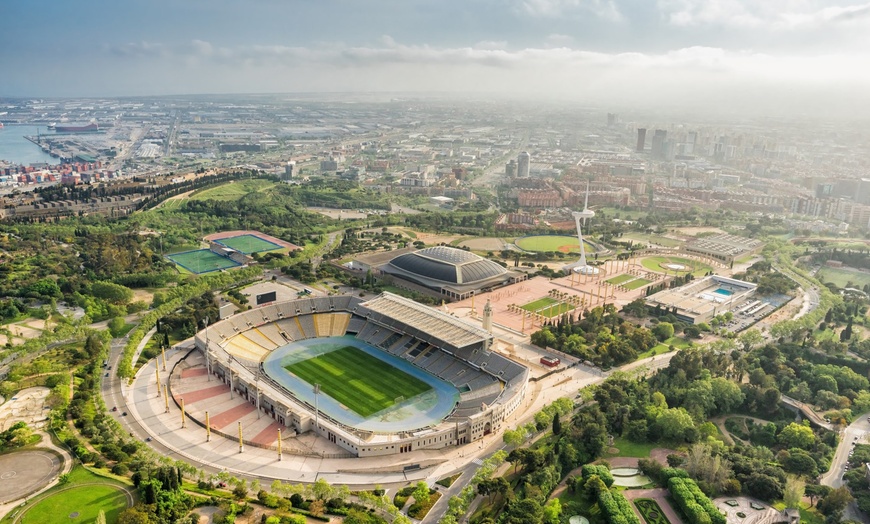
[346,316,366,334]
[275,319,303,341]
[331,313,350,336]
[225,336,270,363]
[297,316,316,339]
[256,325,285,347]
[243,329,279,351]
[313,313,332,337]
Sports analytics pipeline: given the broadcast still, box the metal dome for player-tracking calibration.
[389,246,507,285]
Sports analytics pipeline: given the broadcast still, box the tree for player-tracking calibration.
[655,407,696,441]
[308,499,325,517]
[778,422,816,450]
[552,412,562,436]
[503,428,525,447]
[783,476,805,509]
[412,481,430,507]
[504,498,543,524]
[542,498,562,524]
[108,316,127,337]
[652,322,675,341]
[817,486,853,518]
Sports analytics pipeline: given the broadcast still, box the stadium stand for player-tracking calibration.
[346,316,366,334]
[243,329,279,351]
[331,313,351,336]
[256,325,285,347]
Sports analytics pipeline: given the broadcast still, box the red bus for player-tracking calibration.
[540,356,561,368]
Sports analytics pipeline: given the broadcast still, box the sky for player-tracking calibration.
[3,0,870,114]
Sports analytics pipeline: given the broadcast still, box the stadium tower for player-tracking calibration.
[571,182,598,275]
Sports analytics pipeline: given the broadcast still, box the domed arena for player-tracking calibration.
[382,246,518,300]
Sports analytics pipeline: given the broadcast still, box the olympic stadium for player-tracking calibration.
[193,292,529,457]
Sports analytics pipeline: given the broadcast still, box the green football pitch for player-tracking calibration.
[285,346,432,417]
[166,249,240,273]
[216,234,281,254]
[515,235,595,253]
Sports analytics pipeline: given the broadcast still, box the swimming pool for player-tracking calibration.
[714,288,733,296]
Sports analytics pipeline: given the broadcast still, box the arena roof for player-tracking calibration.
[388,246,507,285]
[360,292,491,349]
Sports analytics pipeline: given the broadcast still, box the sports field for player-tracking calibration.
[521,297,575,317]
[641,255,712,277]
[817,266,870,289]
[623,277,652,290]
[285,345,432,417]
[606,274,635,285]
[215,234,281,254]
[15,467,131,524]
[166,249,241,274]
[515,235,596,254]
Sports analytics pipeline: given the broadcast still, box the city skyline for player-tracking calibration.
[3,0,870,116]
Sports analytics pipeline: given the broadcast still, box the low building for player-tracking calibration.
[682,233,764,265]
[645,275,757,325]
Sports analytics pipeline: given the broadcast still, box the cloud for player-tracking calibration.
[516,0,623,21]
[658,0,870,29]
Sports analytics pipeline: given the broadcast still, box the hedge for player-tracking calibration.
[668,477,725,524]
[582,464,614,487]
[598,489,640,524]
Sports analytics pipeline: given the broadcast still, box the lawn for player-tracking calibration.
[215,234,281,254]
[624,277,653,290]
[189,179,277,201]
[166,249,241,274]
[9,467,131,524]
[817,266,870,289]
[640,336,691,358]
[521,297,575,317]
[285,346,432,417]
[622,233,683,248]
[605,436,676,458]
[606,274,635,285]
[515,235,596,253]
[641,255,713,277]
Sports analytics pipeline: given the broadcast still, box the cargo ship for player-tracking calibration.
[51,123,98,133]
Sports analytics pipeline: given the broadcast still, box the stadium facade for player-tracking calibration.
[193,292,528,457]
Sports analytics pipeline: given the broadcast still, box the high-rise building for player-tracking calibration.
[651,130,667,159]
[517,151,531,178]
[282,161,295,181]
[607,113,618,126]
[505,159,517,178]
[636,128,647,152]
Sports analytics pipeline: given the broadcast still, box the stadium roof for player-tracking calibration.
[361,292,490,349]
[388,246,507,285]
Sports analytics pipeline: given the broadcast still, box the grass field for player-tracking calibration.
[622,233,683,248]
[520,297,575,317]
[216,234,281,254]
[515,235,596,253]
[12,467,130,524]
[285,346,432,417]
[817,266,870,289]
[641,255,712,277]
[624,277,652,290]
[606,274,635,285]
[639,336,691,358]
[189,179,277,201]
[166,249,240,274]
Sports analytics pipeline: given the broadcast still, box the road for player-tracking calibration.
[820,415,870,523]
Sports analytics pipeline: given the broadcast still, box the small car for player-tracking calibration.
[145,437,152,442]
[112,406,118,412]
[121,411,127,416]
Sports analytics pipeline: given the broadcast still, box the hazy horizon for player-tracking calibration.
[4,0,870,117]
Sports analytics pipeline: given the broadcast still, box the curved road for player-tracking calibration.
[820,416,870,523]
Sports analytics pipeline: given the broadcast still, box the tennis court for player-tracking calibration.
[214,234,281,254]
[166,249,241,274]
